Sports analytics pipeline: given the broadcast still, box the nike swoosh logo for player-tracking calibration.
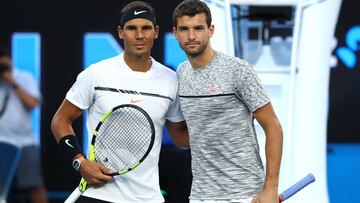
[130,99,143,103]
[65,139,74,148]
[134,10,147,15]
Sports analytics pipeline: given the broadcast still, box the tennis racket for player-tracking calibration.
[279,173,315,202]
[65,104,155,203]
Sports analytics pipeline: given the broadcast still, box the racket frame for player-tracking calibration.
[67,104,155,201]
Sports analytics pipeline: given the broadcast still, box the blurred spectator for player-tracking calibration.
[0,46,48,203]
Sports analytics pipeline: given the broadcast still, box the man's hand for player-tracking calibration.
[1,69,15,85]
[251,188,278,203]
[79,159,114,187]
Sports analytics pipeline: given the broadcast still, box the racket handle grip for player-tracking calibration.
[279,173,315,202]
[64,188,82,203]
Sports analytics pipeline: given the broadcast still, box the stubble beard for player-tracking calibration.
[183,43,207,58]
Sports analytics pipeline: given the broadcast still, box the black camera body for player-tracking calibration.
[0,63,10,77]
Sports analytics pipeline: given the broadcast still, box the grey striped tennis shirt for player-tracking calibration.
[177,52,270,200]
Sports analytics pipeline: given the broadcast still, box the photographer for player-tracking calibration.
[0,46,48,203]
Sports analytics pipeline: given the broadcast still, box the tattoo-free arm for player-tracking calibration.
[51,99,113,186]
[2,70,38,109]
[165,120,189,148]
[252,103,283,203]
[51,99,83,143]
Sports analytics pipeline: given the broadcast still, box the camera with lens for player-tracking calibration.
[0,62,10,77]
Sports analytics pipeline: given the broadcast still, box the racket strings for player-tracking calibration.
[94,107,152,172]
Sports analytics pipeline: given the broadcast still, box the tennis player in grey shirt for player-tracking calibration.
[172,1,283,203]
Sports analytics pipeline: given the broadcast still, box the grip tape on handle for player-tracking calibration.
[279,173,315,202]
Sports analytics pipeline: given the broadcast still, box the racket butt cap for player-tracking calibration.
[279,195,285,202]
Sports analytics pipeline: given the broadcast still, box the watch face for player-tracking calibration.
[72,159,81,171]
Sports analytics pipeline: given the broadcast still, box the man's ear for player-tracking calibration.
[154,25,160,39]
[209,24,215,38]
[172,27,178,40]
[118,26,124,39]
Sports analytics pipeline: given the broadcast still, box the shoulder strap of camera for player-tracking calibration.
[0,89,10,118]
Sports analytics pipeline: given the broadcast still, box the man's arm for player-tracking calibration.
[165,120,189,148]
[2,70,38,108]
[51,99,82,142]
[13,85,39,108]
[51,99,113,186]
[252,102,283,203]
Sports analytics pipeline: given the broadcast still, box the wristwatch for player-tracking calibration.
[72,158,82,171]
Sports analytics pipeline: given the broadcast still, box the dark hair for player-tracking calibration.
[173,0,212,28]
[0,46,11,58]
[120,1,157,25]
